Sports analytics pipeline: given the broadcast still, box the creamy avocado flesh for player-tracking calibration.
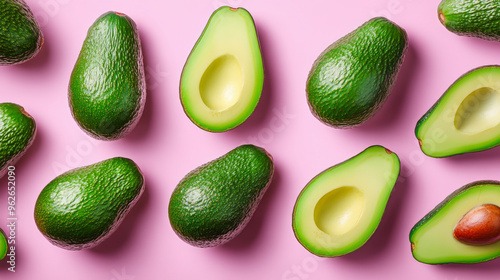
[180,6,263,132]
[410,181,500,264]
[416,66,500,157]
[293,146,400,257]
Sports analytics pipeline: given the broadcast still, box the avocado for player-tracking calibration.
[292,145,400,257]
[416,65,500,157]
[0,103,36,178]
[0,0,43,65]
[0,228,7,261]
[180,6,264,132]
[34,157,145,250]
[410,181,500,264]
[306,17,408,128]
[168,144,274,247]
[438,0,500,41]
[69,11,146,140]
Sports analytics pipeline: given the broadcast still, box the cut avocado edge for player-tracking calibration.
[292,145,400,257]
[0,228,6,261]
[410,181,500,264]
[416,65,500,157]
[180,6,264,132]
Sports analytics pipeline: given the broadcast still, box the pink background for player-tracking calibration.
[1,0,500,278]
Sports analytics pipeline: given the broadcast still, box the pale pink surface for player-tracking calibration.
[1,0,500,278]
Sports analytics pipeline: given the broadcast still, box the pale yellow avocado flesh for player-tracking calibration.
[416,66,500,157]
[180,6,263,132]
[410,182,500,264]
[292,146,400,257]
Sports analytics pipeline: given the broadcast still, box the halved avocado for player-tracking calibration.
[0,228,7,261]
[180,6,264,132]
[416,65,500,157]
[292,145,400,257]
[410,181,500,264]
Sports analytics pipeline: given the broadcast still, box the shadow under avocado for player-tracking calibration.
[433,256,500,272]
[15,25,52,71]
[121,28,161,143]
[214,163,283,253]
[442,144,500,164]
[354,39,420,133]
[87,178,151,255]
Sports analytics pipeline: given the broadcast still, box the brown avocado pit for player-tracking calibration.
[453,204,500,246]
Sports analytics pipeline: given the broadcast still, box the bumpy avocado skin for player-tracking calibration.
[168,145,274,247]
[34,157,145,250]
[438,0,500,41]
[306,17,408,128]
[69,11,146,140]
[0,103,36,178]
[0,0,43,65]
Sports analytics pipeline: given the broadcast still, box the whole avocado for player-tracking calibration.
[168,144,274,247]
[69,11,146,140]
[0,0,43,65]
[438,0,500,41]
[306,17,408,128]
[34,157,145,250]
[0,103,36,178]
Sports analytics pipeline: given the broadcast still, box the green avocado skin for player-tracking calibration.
[0,228,7,261]
[34,157,145,250]
[306,17,408,128]
[0,103,36,178]
[438,0,500,41]
[0,0,43,65]
[168,145,274,248]
[69,11,146,140]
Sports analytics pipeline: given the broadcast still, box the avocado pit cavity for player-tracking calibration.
[453,204,500,245]
[454,87,500,133]
[314,186,364,236]
[199,54,243,112]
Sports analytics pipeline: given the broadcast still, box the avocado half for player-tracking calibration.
[0,228,7,261]
[180,6,264,132]
[410,181,500,264]
[292,145,400,257]
[416,65,500,157]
